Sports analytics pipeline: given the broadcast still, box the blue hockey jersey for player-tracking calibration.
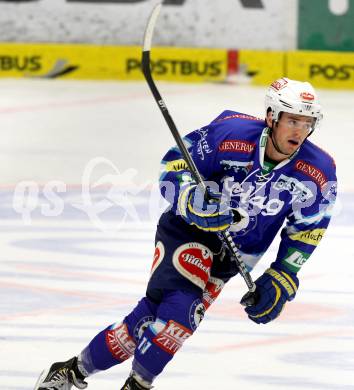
[158,111,337,274]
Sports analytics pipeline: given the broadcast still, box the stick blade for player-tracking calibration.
[143,2,162,52]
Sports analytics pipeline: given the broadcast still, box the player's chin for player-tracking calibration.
[285,141,300,153]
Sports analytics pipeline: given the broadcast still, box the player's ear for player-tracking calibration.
[266,110,273,128]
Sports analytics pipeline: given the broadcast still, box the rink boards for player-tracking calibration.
[0,43,354,88]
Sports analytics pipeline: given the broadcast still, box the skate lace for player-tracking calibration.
[42,368,71,389]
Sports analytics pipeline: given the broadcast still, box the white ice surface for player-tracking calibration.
[0,79,353,390]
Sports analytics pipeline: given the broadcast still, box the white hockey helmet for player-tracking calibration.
[265,77,323,133]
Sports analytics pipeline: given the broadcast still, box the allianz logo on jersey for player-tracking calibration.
[273,174,314,203]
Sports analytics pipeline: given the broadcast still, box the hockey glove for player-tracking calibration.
[178,184,233,232]
[244,267,299,324]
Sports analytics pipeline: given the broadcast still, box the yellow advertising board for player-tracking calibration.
[238,50,285,86]
[238,49,354,89]
[2,43,353,88]
[287,50,354,89]
[0,43,227,83]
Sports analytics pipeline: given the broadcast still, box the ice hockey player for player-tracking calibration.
[33,77,337,390]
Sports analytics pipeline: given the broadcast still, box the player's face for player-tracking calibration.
[270,112,314,155]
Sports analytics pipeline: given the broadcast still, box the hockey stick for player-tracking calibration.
[141,3,257,306]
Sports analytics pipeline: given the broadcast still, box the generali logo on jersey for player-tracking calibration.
[295,160,327,189]
[219,140,255,153]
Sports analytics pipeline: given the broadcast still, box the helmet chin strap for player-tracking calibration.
[268,122,292,156]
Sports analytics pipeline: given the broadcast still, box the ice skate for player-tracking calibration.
[121,372,153,390]
[34,357,88,390]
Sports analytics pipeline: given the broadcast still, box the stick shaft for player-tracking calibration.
[141,3,257,297]
[142,53,206,189]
